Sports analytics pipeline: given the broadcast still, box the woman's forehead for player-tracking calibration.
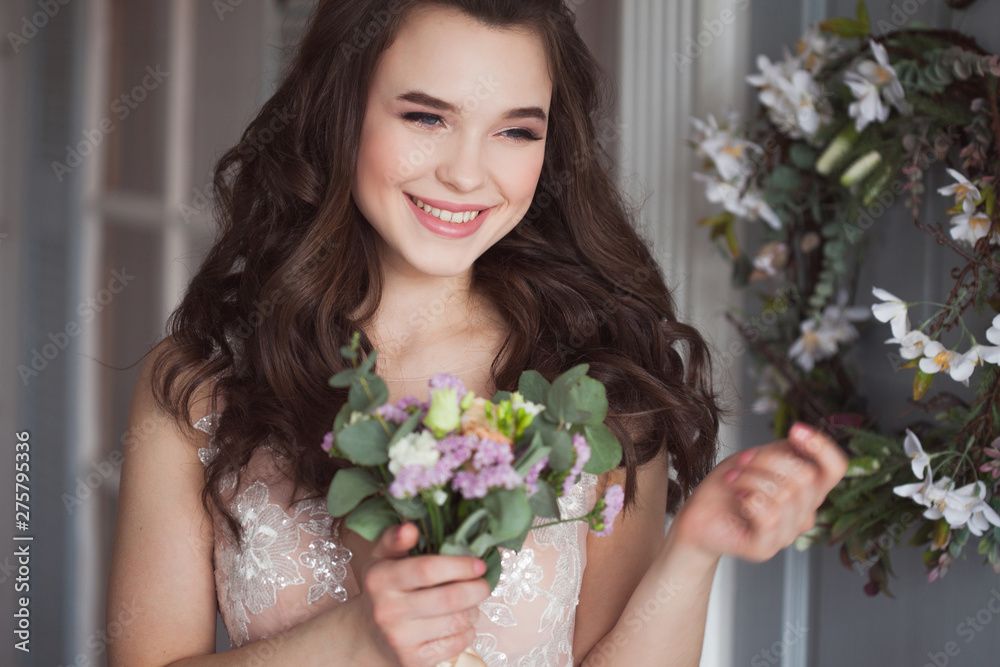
[371,5,553,114]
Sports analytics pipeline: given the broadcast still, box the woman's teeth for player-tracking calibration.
[409,195,481,224]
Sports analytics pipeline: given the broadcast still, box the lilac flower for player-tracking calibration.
[395,395,428,412]
[524,456,549,496]
[453,464,522,499]
[321,431,334,453]
[563,433,591,496]
[388,434,474,499]
[592,484,625,537]
[374,402,411,423]
[472,437,515,469]
[429,373,467,400]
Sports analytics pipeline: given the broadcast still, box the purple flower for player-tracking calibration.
[453,464,522,499]
[396,395,428,412]
[472,437,514,469]
[524,456,549,496]
[563,433,591,496]
[429,373,467,400]
[592,484,624,537]
[374,402,411,423]
[321,431,334,453]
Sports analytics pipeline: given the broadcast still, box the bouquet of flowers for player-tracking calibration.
[690,0,1000,595]
[322,333,626,663]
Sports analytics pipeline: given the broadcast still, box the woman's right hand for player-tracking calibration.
[360,522,491,667]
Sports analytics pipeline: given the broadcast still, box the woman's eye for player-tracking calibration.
[401,112,542,143]
[402,112,444,128]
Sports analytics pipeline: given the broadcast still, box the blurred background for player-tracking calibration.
[2,0,999,665]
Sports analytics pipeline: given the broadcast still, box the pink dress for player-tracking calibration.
[194,414,598,665]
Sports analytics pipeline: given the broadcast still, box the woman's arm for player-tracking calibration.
[574,423,848,666]
[107,343,489,667]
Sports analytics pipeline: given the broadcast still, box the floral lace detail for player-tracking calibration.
[475,472,597,667]
[194,414,353,648]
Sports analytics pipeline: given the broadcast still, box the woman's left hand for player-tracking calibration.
[670,421,849,563]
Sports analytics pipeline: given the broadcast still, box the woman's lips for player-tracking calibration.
[404,193,492,239]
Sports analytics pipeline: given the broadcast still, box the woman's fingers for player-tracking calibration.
[787,421,849,491]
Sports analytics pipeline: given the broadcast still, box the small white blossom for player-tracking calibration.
[747,52,832,140]
[888,329,932,360]
[937,168,981,214]
[387,430,440,475]
[902,429,931,480]
[949,210,992,246]
[987,314,1000,346]
[919,341,975,384]
[871,287,909,340]
[844,40,910,132]
[789,317,840,371]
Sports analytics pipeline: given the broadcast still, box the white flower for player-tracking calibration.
[795,25,844,74]
[690,113,761,184]
[919,341,975,384]
[924,480,1000,536]
[789,317,840,371]
[432,488,448,506]
[387,430,440,475]
[937,168,981,214]
[893,473,939,506]
[821,289,870,344]
[693,174,782,229]
[902,429,931,480]
[747,52,831,140]
[736,190,783,230]
[987,314,1000,346]
[888,329,932,360]
[844,40,910,131]
[510,392,545,418]
[949,210,992,246]
[871,287,909,340]
[963,343,1000,368]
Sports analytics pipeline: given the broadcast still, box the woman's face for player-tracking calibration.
[353,5,552,279]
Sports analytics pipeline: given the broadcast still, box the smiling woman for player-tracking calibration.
[105,1,847,666]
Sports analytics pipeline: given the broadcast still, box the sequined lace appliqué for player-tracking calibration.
[474,472,597,667]
[193,415,353,647]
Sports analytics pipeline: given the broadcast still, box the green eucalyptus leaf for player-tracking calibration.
[328,368,356,388]
[769,165,803,191]
[528,482,560,518]
[844,456,881,478]
[327,467,382,517]
[357,349,378,375]
[333,402,356,434]
[484,488,532,541]
[440,541,475,556]
[483,546,503,591]
[387,494,429,521]
[789,143,817,170]
[582,423,623,475]
[344,496,398,541]
[547,429,575,470]
[453,507,490,545]
[569,376,608,425]
[518,370,552,404]
[349,374,389,413]
[491,390,513,404]
[336,419,391,465]
[388,410,424,447]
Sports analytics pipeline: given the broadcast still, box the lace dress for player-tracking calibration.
[194,414,598,666]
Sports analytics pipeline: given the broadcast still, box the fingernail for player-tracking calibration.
[737,449,757,465]
[474,559,487,576]
[790,422,814,442]
[724,468,742,483]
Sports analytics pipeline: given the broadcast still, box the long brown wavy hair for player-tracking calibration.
[151,0,726,547]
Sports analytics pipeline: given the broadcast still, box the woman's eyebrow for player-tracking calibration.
[396,90,547,123]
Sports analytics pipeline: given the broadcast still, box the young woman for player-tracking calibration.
[106,1,847,665]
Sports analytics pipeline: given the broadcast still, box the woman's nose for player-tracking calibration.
[435,133,488,193]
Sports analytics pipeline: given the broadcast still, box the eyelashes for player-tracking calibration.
[399,111,543,142]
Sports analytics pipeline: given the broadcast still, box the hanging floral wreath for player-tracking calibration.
[690,1,1000,595]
